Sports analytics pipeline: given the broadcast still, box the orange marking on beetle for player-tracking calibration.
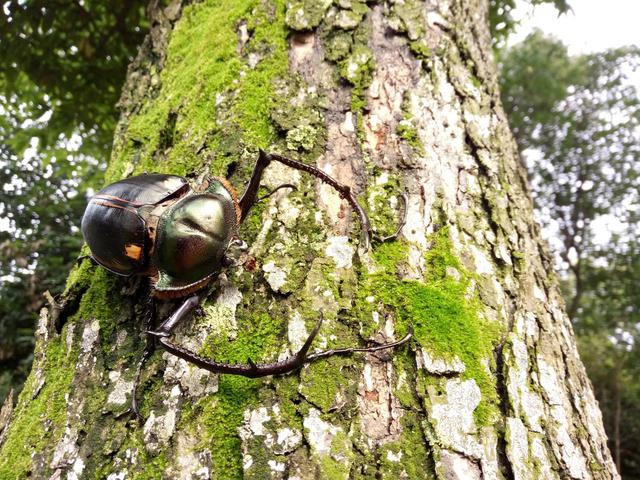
[124,243,143,260]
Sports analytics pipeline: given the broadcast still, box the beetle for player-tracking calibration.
[81,150,410,415]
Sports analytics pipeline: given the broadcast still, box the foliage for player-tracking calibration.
[489,0,571,48]
[499,31,640,478]
[0,0,148,403]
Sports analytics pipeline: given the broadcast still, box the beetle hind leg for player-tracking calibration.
[154,315,324,377]
[151,312,412,378]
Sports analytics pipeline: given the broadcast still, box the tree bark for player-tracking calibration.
[0,0,619,479]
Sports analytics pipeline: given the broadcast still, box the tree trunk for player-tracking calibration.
[0,1,619,479]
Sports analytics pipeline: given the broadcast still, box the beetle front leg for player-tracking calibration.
[149,294,202,338]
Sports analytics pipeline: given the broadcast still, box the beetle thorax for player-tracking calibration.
[152,178,239,295]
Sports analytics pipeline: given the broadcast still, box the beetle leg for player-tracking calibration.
[305,325,413,363]
[149,312,412,378]
[239,150,374,249]
[238,149,272,223]
[74,253,97,268]
[154,315,324,377]
[148,294,202,337]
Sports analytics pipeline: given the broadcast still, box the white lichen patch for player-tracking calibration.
[277,198,301,229]
[439,449,482,480]
[67,457,85,480]
[529,435,558,480]
[303,408,342,455]
[81,318,100,353]
[162,353,219,398]
[416,348,466,375]
[106,471,127,480]
[505,417,530,480]
[429,379,499,479]
[340,111,355,135]
[325,236,354,269]
[285,0,332,30]
[268,459,286,472]
[106,370,134,406]
[386,450,403,462]
[537,358,589,479]
[533,284,547,303]
[263,261,288,292]
[238,407,271,441]
[50,423,81,471]
[468,244,493,275]
[505,335,543,431]
[431,380,481,445]
[168,432,213,480]
[66,323,76,354]
[201,276,242,339]
[143,385,182,453]
[288,311,309,352]
[275,427,303,455]
[286,125,317,151]
[344,50,372,83]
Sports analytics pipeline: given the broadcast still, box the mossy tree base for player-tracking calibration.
[0,0,618,479]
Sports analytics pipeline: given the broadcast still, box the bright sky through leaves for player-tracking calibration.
[510,0,640,249]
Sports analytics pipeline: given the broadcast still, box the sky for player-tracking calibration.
[510,0,640,55]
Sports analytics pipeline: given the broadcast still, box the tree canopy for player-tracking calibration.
[0,0,148,401]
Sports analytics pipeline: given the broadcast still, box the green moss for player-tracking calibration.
[317,428,354,479]
[378,411,433,479]
[286,124,318,151]
[354,228,501,427]
[366,171,404,240]
[299,355,358,412]
[108,0,290,182]
[0,329,78,478]
[324,31,353,62]
[396,121,425,156]
[192,375,260,479]
[191,296,287,477]
[75,267,124,345]
[409,39,432,60]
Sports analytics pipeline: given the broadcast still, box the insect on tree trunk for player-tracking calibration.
[0,0,619,479]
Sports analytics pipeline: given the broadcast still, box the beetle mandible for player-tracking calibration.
[81,150,410,416]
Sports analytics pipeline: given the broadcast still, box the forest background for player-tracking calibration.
[0,0,638,477]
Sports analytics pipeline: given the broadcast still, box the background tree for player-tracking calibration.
[499,31,640,478]
[0,0,148,401]
[0,0,619,478]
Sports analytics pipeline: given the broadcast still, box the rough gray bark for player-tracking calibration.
[0,0,618,479]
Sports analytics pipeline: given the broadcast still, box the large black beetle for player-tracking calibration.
[81,150,410,415]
